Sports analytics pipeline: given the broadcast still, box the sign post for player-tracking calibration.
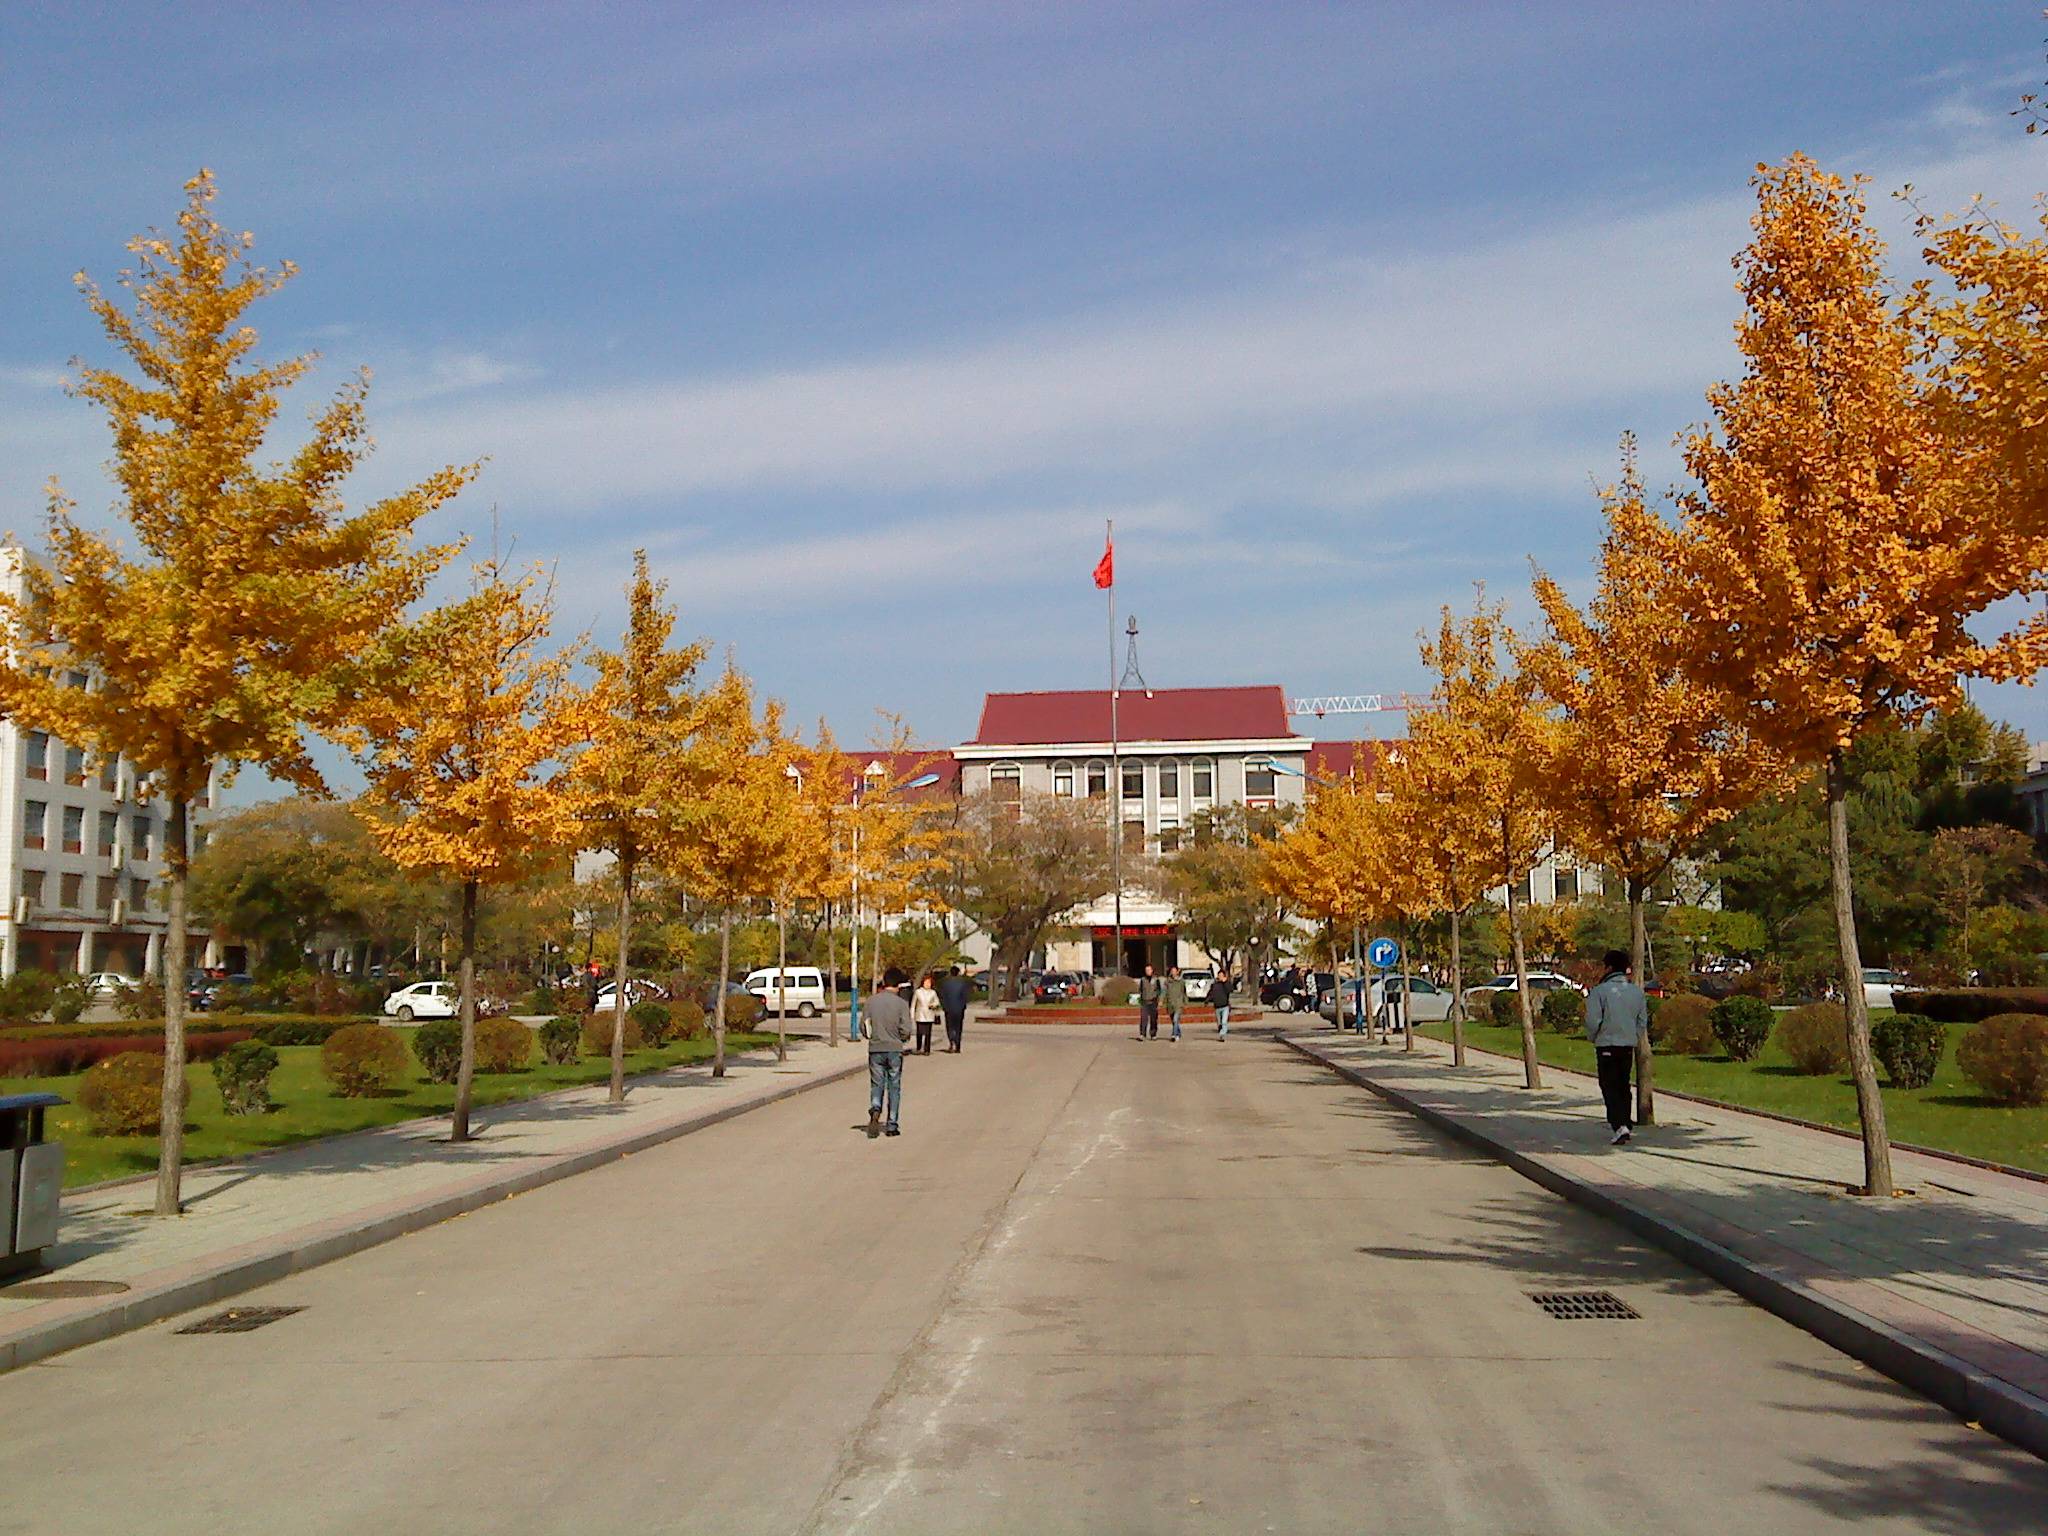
[1367,937,1400,1038]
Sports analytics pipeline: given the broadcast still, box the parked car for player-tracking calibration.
[1461,971,1581,1009]
[1262,971,1333,1014]
[593,978,669,1011]
[383,980,460,1021]
[1319,976,1457,1025]
[1180,967,1214,1001]
[84,971,136,1000]
[744,967,826,1018]
[193,974,257,1012]
[1862,968,1902,1010]
[1034,971,1089,1003]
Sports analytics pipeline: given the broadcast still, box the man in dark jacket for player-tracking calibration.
[938,965,972,1052]
[1136,965,1163,1040]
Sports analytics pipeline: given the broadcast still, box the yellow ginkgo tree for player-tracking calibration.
[1652,157,2048,1197]
[570,552,709,1102]
[0,171,465,1214]
[1380,719,1491,1066]
[354,559,585,1142]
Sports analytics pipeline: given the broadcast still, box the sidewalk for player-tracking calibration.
[0,1039,866,1372]
[1284,1030,2048,1461]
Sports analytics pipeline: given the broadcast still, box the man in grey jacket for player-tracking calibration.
[866,967,913,1138]
[1584,949,1649,1144]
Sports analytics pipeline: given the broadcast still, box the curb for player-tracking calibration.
[1281,1034,2048,1463]
[0,1053,867,1375]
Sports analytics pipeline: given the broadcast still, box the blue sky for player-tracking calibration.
[4,2,2046,766]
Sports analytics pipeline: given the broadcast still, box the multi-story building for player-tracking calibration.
[0,547,219,979]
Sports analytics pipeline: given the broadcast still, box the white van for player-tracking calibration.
[744,967,826,1018]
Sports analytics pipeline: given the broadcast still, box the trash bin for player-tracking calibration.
[0,1093,64,1280]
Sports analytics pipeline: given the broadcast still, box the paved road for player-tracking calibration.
[2,1028,2042,1535]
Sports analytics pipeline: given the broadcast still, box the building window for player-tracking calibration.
[990,763,1021,803]
[97,756,117,793]
[98,810,119,857]
[1245,757,1277,799]
[63,744,85,785]
[23,800,46,851]
[59,872,82,910]
[1157,806,1181,853]
[20,870,43,904]
[1086,761,1108,799]
[1514,872,1534,907]
[1121,817,1145,849]
[131,811,152,862]
[62,805,83,855]
[1159,758,1179,799]
[131,876,149,909]
[1192,757,1214,802]
[24,732,47,780]
[1052,761,1074,797]
[1555,863,1579,902]
[65,670,88,692]
[95,876,117,915]
[1122,760,1144,800]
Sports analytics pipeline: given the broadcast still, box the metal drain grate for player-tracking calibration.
[0,1279,130,1299]
[1528,1290,1640,1321]
[174,1305,305,1335]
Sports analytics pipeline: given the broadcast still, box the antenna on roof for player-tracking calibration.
[1120,615,1153,700]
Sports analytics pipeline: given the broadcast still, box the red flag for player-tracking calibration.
[1092,537,1114,589]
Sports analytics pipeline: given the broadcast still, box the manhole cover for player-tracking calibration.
[0,1279,131,1299]
[174,1305,305,1334]
[1529,1290,1640,1320]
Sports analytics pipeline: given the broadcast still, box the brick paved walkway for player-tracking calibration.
[1287,1030,2048,1457]
[0,1039,864,1368]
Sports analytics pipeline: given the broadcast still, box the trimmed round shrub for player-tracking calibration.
[538,1016,581,1065]
[1957,1013,2048,1107]
[1710,996,1773,1062]
[667,996,707,1041]
[582,1012,644,1057]
[1488,987,1522,1028]
[412,1019,464,1085]
[1652,994,1718,1056]
[724,992,764,1029]
[1870,1012,1946,1090]
[1098,976,1138,1005]
[526,985,558,1017]
[322,1023,408,1097]
[116,978,166,1021]
[49,978,88,1027]
[475,1016,533,1074]
[1775,1002,1848,1076]
[1540,987,1586,1035]
[77,1050,165,1136]
[253,1016,360,1047]
[212,1040,280,1115]
[628,998,673,1047]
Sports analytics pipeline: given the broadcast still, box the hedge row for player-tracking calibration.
[1893,988,2048,1023]
[0,1017,266,1042]
[0,1029,253,1078]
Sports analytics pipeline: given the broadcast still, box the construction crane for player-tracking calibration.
[1288,692,1430,719]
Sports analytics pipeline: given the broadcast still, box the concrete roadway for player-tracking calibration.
[1,1026,2043,1535]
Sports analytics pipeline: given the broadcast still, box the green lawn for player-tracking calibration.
[1414,1017,2048,1175]
[4,1028,778,1188]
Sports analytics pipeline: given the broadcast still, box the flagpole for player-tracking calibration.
[1108,517,1122,981]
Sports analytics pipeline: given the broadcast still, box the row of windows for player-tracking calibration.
[989,757,1278,803]
[19,868,154,915]
[20,801,199,860]
[21,730,218,807]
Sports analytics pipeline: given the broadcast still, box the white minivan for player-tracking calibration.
[744,967,826,1018]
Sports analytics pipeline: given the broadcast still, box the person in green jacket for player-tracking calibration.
[1164,967,1189,1044]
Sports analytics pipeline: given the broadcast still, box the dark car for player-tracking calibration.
[1033,971,1088,1003]
[1260,971,1332,1014]
[193,973,257,1012]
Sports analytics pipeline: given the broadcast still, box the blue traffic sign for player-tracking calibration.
[1367,937,1400,969]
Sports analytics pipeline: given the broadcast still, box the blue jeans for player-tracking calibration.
[1214,1005,1230,1037]
[1169,1008,1183,1040]
[868,1051,903,1127]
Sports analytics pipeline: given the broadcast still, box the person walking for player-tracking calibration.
[866,967,913,1138]
[911,972,941,1055]
[1211,966,1234,1039]
[1164,965,1188,1044]
[1584,948,1649,1145]
[1136,964,1162,1040]
[938,964,971,1051]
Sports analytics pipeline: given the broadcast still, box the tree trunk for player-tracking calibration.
[1629,875,1655,1126]
[1401,921,1416,1053]
[825,901,839,1047]
[452,879,479,1142]
[1449,896,1467,1068]
[1331,931,1346,1030]
[713,908,731,1078]
[154,792,192,1216]
[1827,749,1894,1197]
[775,899,789,1064]
[610,851,632,1104]
[1506,835,1540,1089]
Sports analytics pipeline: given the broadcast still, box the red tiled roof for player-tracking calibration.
[819,749,959,799]
[971,687,1294,746]
[1307,740,1386,783]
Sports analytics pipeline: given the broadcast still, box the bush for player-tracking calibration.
[1652,994,1718,1055]
[723,992,763,1029]
[538,1017,581,1065]
[1775,1002,1848,1076]
[628,998,674,1047]
[0,1029,251,1078]
[252,1016,363,1047]
[475,1016,532,1074]
[116,978,166,1022]
[1488,987,1522,1028]
[667,996,707,1041]
[526,985,558,1018]
[77,1050,165,1135]
[1099,976,1138,1005]
[582,1012,643,1057]
[1957,1013,2048,1107]
[1894,988,2048,1024]
[1871,1012,1946,1090]
[212,1040,280,1115]
[1540,987,1586,1035]
[322,1023,407,1097]
[412,1019,464,1084]
[49,976,88,1027]
[1711,996,1774,1062]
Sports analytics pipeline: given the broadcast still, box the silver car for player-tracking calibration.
[1320,976,1457,1025]
[1180,967,1214,1002]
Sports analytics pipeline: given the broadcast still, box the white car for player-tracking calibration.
[1862,968,1902,1009]
[1462,971,1581,1009]
[1180,968,1214,1002]
[744,967,826,1018]
[85,972,136,999]
[593,979,668,1011]
[1320,976,1457,1025]
[383,980,459,1021]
